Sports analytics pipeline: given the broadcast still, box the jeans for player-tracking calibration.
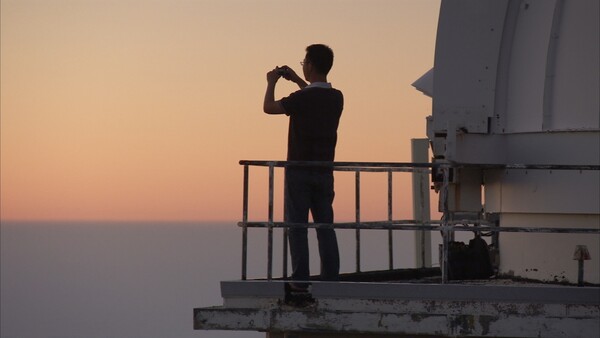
[284,168,340,282]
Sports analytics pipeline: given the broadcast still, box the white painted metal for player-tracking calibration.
[503,0,557,133]
[426,0,600,284]
[485,169,600,214]
[411,68,433,98]
[451,132,600,165]
[548,0,600,130]
[432,0,509,134]
[499,213,600,284]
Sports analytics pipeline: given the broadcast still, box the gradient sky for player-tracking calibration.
[1,0,440,222]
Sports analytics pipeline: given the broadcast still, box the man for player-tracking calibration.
[263,44,343,289]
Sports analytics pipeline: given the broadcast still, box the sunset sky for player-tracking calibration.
[1,0,441,222]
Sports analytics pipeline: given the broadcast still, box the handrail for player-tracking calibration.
[239,160,600,283]
[238,221,600,233]
[239,160,600,171]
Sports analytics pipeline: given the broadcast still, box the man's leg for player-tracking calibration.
[285,170,311,283]
[311,172,340,280]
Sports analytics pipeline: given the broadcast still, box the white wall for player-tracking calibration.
[429,0,600,284]
[549,0,600,130]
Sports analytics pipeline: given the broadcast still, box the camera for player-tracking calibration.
[276,66,289,76]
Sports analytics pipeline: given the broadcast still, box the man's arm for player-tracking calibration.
[284,66,308,89]
[263,75,286,115]
[264,66,307,114]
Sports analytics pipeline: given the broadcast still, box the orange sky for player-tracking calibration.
[1,0,440,222]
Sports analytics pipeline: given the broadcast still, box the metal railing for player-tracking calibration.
[238,160,600,283]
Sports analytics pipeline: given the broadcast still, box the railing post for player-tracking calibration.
[355,170,361,273]
[242,165,249,280]
[283,172,288,279]
[387,169,394,270]
[412,139,432,268]
[441,165,451,284]
[267,163,274,281]
[282,229,288,278]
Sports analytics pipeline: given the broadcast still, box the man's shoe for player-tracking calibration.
[286,282,309,293]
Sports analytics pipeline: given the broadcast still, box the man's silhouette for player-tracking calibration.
[263,44,343,289]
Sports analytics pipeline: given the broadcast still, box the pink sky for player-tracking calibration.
[1,0,440,222]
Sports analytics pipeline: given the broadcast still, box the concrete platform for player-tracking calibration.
[194,280,600,337]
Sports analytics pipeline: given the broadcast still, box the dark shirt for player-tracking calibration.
[280,86,344,167]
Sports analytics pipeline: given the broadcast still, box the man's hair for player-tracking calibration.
[305,44,334,75]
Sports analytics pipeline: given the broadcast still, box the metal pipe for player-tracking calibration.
[441,166,451,284]
[239,159,600,172]
[356,170,361,273]
[283,228,288,279]
[388,170,394,270]
[242,165,249,280]
[282,172,288,279]
[578,260,584,287]
[238,221,600,234]
[412,139,432,268]
[242,227,248,281]
[442,228,450,283]
[267,164,274,281]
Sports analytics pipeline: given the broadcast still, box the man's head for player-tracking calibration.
[304,44,334,77]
